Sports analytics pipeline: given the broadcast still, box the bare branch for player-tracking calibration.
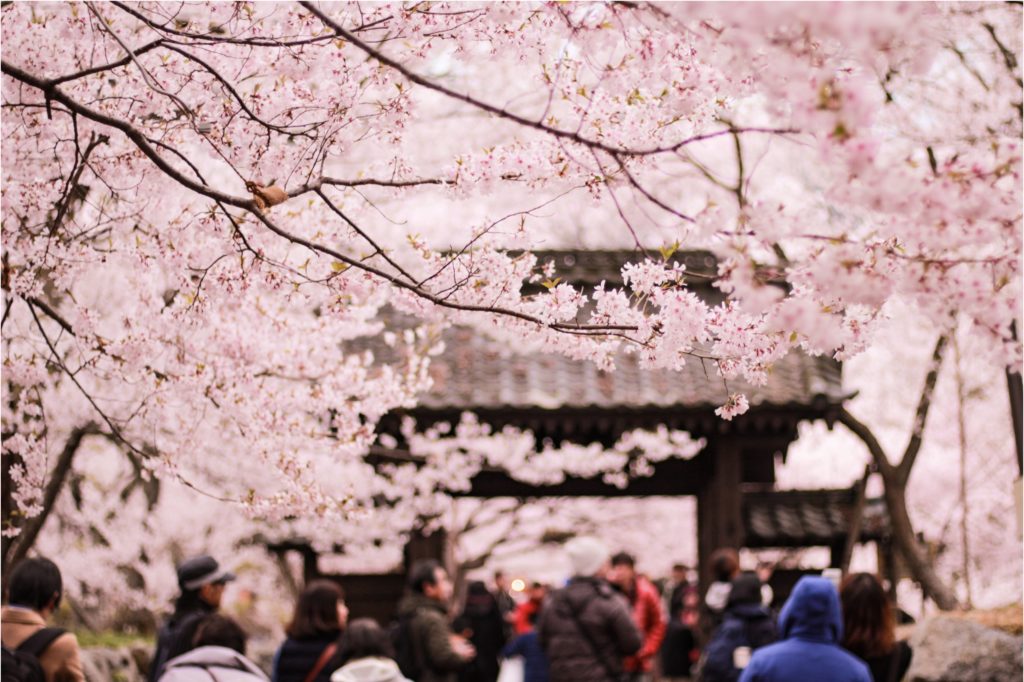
[50,39,165,86]
[299,2,798,158]
[837,407,895,479]
[897,334,949,484]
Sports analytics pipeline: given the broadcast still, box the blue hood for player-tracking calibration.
[778,576,843,643]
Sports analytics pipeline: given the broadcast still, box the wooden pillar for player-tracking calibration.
[697,438,745,590]
[829,538,846,569]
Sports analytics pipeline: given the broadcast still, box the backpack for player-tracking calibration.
[697,611,776,682]
[390,610,424,680]
[1,627,66,682]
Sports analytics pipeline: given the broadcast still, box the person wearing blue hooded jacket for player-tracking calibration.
[738,576,871,682]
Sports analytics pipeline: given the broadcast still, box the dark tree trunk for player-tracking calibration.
[2,424,97,594]
[838,334,961,611]
[879,476,959,610]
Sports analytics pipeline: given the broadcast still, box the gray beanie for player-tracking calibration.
[566,536,609,577]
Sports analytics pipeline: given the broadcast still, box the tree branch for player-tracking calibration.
[50,39,165,86]
[2,57,725,352]
[299,2,798,158]
[896,334,949,485]
[4,423,101,572]
[837,407,895,479]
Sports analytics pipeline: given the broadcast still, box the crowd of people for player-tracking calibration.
[1,542,914,682]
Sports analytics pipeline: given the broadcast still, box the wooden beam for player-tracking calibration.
[463,455,710,498]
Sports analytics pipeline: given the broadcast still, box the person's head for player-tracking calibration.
[608,552,637,589]
[7,557,62,616]
[193,614,247,655]
[840,572,895,658]
[338,618,395,664]
[408,559,452,604]
[177,555,235,609]
[671,563,688,584]
[756,561,774,583]
[529,582,546,602]
[709,548,740,583]
[565,536,609,578]
[285,579,348,639]
[494,570,507,591]
[726,571,763,609]
[778,576,843,643]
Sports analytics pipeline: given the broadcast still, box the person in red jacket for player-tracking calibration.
[608,552,666,682]
[513,582,547,635]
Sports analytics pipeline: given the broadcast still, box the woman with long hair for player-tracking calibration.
[272,580,349,682]
[839,573,912,682]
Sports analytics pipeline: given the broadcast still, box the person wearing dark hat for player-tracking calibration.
[148,555,237,681]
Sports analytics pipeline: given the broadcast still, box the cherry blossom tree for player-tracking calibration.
[2,1,1020,614]
[780,302,1022,612]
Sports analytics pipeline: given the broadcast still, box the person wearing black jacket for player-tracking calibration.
[537,536,642,682]
[661,564,698,681]
[272,580,349,682]
[700,571,777,682]
[455,581,507,682]
[149,555,236,682]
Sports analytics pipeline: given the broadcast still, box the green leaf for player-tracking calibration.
[658,241,680,262]
[542,277,562,290]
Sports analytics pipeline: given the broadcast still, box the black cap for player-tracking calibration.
[727,571,763,608]
[177,555,236,591]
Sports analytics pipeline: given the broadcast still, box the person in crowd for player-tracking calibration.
[501,608,549,682]
[395,559,476,682]
[608,552,665,681]
[492,571,516,639]
[738,576,871,682]
[330,618,411,682]
[1,557,84,682]
[660,564,698,681]
[272,579,349,682]
[703,548,740,638]
[455,581,506,682]
[150,555,237,681]
[756,562,775,610]
[840,573,913,682]
[662,564,688,623]
[513,583,546,636]
[700,572,778,681]
[158,614,268,681]
[537,536,642,682]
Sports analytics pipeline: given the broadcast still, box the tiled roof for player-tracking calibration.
[743,488,889,548]
[418,327,842,412]
[367,250,843,415]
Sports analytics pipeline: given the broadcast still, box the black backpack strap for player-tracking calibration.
[17,627,66,657]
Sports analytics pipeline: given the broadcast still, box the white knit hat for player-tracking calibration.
[566,536,609,577]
